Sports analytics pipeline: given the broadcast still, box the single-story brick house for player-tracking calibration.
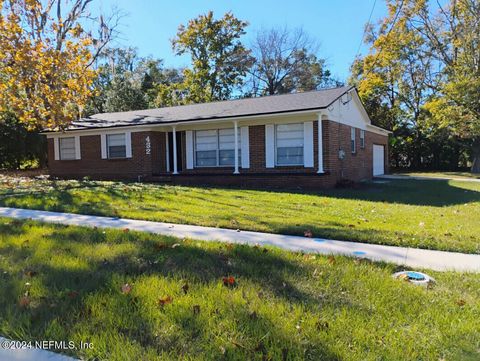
[43,86,390,189]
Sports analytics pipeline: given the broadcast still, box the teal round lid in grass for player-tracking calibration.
[393,271,435,285]
[406,271,426,281]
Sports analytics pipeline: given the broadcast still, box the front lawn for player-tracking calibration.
[0,175,479,253]
[0,218,478,360]
[394,171,480,180]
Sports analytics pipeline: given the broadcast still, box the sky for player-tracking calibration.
[95,0,387,82]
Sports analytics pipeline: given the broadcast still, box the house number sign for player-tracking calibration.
[145,136,151,155]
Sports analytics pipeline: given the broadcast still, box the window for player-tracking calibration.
[275,123,304,166]
[360,129,365,149]
[59,137,76,160]
[107,133,126,158]
[351,127,356,154]
[195,129,240,167]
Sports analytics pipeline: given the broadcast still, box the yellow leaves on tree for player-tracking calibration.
[0,0,97,130]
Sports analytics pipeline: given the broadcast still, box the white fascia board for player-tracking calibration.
[367,124,392,135]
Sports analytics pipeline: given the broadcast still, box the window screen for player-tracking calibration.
[59,137,76,160]
[275,123,304,165]
[107,133,126,158]
[195,129,240,167]
[360,129,365,148]
[351,128,356,153]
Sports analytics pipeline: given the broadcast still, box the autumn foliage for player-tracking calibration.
[0,0,97,130]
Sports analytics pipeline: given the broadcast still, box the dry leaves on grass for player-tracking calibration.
[158,296,173,307]
[304,230,313,238]
[222,276,236,287]
[121,283,132,294]
[193,305,201,315]
[19,295,30,308]
[24,270,37,277]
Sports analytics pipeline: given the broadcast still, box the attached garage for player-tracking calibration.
[373,144,385,176]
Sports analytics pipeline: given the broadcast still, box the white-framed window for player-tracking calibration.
[351,127,356,154]
[194,128,240,167]
[275,123,304,166]
[107,133,127,159]
[59,137,76,160]
[360,129,365,149]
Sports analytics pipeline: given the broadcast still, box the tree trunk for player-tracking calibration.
[472,138,480,174]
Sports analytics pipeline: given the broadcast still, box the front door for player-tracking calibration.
[167,132,183,172]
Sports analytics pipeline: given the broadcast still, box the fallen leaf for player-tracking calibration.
[158,296,173,307]
[67,290,79,299]
[193,304,201,315]
[456,299,466,307]
[316,320,329,331]
[121,283,132,294]
[327,256,336,265]
[222,276,236,287]
[19,296,30,307]
[304,230,313,238]
[123,228,130,233]
[24,270,37,277]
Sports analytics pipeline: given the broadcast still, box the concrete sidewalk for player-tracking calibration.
[0,207,479,273]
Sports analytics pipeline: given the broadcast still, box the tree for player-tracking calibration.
[248,27,337,96]
[83,47,185,114]
[0,113,45,169]
[350,0,473,171]
[417,0,480,173]
[0,0,120,130]
[171,11,252,103]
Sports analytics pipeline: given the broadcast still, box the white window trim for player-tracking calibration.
[54,135,81,161]
[101,131,132,159]
[193,128,241,168]
[274,123,305,167]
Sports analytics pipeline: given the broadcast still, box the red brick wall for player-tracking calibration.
[47,120,389,188]
[48,131,165,180]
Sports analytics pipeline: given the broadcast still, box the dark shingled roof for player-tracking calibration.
[69,86,353,130]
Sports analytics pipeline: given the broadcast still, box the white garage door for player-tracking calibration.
[373,144,385,176]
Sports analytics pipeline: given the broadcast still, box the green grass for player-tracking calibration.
[2,175,480,254]
[1,175,480,254]
[0,218,479,360]
[394,171,480,180]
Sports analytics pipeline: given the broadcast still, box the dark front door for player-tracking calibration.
[168,131,183,172]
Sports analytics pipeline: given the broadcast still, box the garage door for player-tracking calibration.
[373,144,385,176]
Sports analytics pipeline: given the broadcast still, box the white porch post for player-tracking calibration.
[172,127,178,175]
[317,113,324,173]
[233,121,239,174]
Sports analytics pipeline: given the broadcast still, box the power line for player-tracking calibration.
[355,0,378,59]
[363,0,405,77]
